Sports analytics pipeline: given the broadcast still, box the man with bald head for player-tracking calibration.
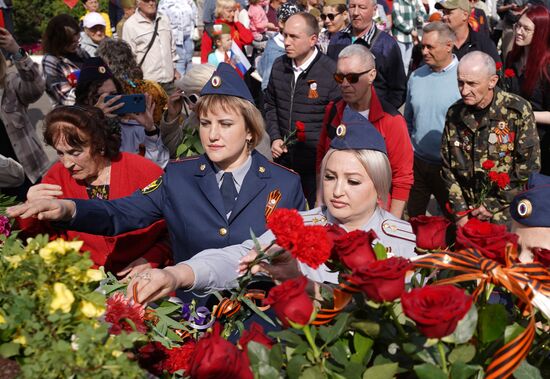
[441,51,540,228]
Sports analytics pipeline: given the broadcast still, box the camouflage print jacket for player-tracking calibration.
[441,87,541,224]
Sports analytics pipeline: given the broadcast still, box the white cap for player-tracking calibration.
[83,12,106,28]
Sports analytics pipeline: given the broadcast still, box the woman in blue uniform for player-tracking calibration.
[8,63,306,272]
[125,109,417,304]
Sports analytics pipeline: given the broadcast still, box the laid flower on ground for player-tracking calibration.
[264,276,314,328]
[105,292,147,334]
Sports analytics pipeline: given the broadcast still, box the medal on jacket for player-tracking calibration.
[265,189,282,221]
[494,121,511,144]
[307,80,319,99]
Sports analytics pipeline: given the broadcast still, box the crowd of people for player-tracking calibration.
[2,0,550,302]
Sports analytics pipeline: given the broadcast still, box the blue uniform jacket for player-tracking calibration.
[66,150,306,263]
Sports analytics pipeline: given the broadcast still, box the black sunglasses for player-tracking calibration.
[333,68,373,84]
[320,12,342,22]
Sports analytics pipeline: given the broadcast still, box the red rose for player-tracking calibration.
[533,248,550,267]
[401,285,472,339]
[410,215,451,250]
[239,322,274,353]
[481,160,495,170]
[267,209,304,251]
[346,257,411,302]
[292,225,333,268]
[164,341,196,374]
[333,229,377,270]
[188,323,253,379]
[495,62,503,70]
[455,218,518,264]
[324,224,347,245]
[295,121,306,143]
[138,342,169,376]
[264,276,313,328]
[504,68,515,78]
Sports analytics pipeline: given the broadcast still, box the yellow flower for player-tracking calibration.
[49,282,75,314]
[4,255,22,268]
[0,314,6,324]
[80,300,105,318]
[66,266,83,281]
[13,335,27,345]
[112,350,123,358]
[40,239,84,264]
[85,269,106,282]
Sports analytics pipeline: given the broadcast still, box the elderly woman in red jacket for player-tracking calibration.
[200,0,253,63]
[19,105,172,278]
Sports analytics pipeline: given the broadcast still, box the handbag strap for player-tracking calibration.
[139,17,160,67]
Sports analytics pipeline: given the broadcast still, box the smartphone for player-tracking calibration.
[104,94,146,114]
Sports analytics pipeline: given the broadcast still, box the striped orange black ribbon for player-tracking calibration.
[312,279,360,325]
[265,189,282,221]
[213,291,270,319]
[413,245,550,379]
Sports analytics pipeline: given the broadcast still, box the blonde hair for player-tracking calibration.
[177,64,216,94]
[195,94,265,150]
[215,0,237,18]
[318,148,391,204]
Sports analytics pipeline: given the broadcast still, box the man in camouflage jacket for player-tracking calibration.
[441,52,540,226]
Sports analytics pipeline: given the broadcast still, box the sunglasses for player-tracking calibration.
[320,12,342,22]
[333,68,373,84]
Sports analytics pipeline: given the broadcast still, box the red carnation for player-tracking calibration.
[481,160,495,170]
[295,121,306,143]
[164,341,196,374]
[533,248,550,267]
[267,209,304,251]
[495,62,503,70]
[239,322,274,353]
[488,170,499,183]
[138,342,170,376]
[496,172,510,189]
[292,225,333,268]
[105,292,147,335]
[504,68,515,78]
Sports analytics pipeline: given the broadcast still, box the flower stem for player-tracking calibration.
[387,304,407,339]
[303,325,321,361]
[438,340,448,374]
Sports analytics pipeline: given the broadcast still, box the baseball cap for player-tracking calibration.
[83,12,107,29]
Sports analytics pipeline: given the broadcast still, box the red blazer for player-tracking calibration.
[200,19,253,63]
[316,88,414,202]
[19,153,172,274]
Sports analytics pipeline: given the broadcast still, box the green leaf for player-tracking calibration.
[414,363,448,379]
[362,362,399,379]
[257,363,282,379]
[443,305,478,344]
[269,330,305,346]
[328,342,349,365]
[324,313,350,345]
[242,297,276,326]
[351,321,380,338]
[301,366,326,379]
[450,362,482,379]
[373,243,387,260]
[478,304,508,343]
[269,343,284,370]
[351,333,373,364]
[512,359,543,379]
[0,342,20,358]
[448,344,476,364]
[504,323,524,344]
[248,341,270,366]
[287,355,308,379]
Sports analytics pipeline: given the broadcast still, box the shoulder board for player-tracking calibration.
[300,208,328,226]
[268,161,300,175]
[381,219,416,243]
[170,156,200,164]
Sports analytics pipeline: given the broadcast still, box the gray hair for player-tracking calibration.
[96,38,143,80]
[176,64,216,94]
[459,51,496,76]
[423,21,456,44]
[318,148,392,205]
[338,44,375,69]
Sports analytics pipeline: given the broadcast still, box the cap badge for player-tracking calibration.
[98,66,106,74]
[211,75,222,88]
[336,124,346,138]
[200,164,206,171]
[259,166,266,173]
[517,199,532,218]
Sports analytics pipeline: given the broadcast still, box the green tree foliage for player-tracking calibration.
[12,0,109,44]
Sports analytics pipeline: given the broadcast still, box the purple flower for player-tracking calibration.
[0,215,10,237]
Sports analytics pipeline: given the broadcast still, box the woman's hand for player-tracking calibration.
[238,246,302,284]
[0,27,20,55]
[127,265,194,306]
[129,93,156,132]
[26,183,63,202]
[166,89,184,122]
[7,199,76,221]
[95,93,124,118]
[117,257,153,282]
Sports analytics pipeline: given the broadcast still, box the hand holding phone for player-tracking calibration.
[104,94,146,115]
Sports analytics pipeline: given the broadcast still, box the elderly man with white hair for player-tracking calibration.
[441,51,540,228]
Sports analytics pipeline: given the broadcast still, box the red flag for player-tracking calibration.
[63,0,79,8]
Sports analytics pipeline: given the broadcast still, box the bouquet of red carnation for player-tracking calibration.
[495,62,515,91]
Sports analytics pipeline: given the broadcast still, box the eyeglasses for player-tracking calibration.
[333,68,374,84]
[320,12,343,22]
[514,22,534,34]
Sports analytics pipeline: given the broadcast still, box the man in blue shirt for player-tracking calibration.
[405,22,461,217]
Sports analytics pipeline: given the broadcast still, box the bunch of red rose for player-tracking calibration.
[482,159,510,190]
[267,209,333,269]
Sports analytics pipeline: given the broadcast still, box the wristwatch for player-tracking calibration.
[12,47,27,61]
[144,126,160,136]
